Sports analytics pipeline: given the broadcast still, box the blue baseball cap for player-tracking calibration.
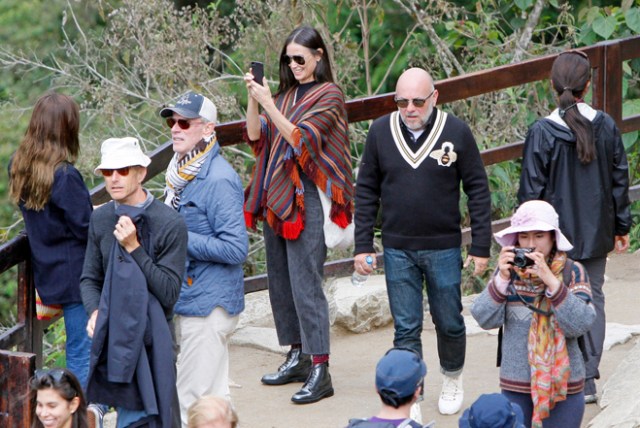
[375,349,427,398]
[458,393,525,428]
[160,92,217,123]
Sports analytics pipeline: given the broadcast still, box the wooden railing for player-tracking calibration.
[1,35,639,425]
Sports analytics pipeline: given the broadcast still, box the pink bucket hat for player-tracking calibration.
[494,200,573,251]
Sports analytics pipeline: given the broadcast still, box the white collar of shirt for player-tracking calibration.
[546,102,597,128]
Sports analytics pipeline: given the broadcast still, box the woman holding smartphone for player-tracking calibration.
[243,25,353,405]
[471,200,596,428]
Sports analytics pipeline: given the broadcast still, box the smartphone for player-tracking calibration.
[251,61,264,86]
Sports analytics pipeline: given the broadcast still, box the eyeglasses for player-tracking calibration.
[282,54,308,66]
[100,167,131,177]
[394,90,436,108]
[166,117,202,130]
[35,368,67,384]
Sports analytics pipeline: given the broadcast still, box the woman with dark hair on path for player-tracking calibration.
[517,50,631,404]
[243,26,354,405]
[29,368,89,428]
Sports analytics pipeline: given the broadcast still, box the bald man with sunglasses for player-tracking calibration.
[353,67,491,417]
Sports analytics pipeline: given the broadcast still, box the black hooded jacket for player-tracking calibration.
[518,105,631,260]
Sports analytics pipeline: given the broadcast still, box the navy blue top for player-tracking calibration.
[18,163,92,305]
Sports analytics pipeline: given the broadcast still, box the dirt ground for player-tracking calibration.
[228,253,640,428]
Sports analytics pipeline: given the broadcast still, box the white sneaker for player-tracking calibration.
[438,374,464,415]
[410,402,423,423]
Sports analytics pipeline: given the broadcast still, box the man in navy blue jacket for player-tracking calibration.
[81,137,187,428]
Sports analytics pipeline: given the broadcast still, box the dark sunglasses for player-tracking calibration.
[394,90,435,108]
[35,368,67,384]
[166,117,201,130]
[282,54,307,66]
[100,166,131,177]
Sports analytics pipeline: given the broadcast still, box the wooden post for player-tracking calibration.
[0,350,36,427]
[601,40,623,126]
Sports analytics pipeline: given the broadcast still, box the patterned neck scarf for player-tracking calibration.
[515,251,570,428]
[164,135,215,209]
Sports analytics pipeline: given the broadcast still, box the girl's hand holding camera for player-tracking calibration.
[498,246,562,295]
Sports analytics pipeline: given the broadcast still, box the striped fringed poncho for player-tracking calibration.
[244,82,354,240]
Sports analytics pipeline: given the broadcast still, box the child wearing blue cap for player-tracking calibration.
[346,349,434,428]
[459,393,525,428]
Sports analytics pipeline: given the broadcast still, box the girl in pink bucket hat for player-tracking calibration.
[471,200,596,428]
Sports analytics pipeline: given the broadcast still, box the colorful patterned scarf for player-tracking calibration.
[164,136,215,209]
[515,251,570,428]
[244,82,353,239]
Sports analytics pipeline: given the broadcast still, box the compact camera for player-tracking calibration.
[510,247,535,268]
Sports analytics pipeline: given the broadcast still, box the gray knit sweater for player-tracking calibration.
[470,261,596,394]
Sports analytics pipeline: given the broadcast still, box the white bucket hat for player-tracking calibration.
[494,200,573,251]
[94,137,151,175]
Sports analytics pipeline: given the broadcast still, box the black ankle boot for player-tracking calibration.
[291,362,334,404]
[261,348,312,385]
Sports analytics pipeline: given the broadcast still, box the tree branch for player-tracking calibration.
[512,0,546,63]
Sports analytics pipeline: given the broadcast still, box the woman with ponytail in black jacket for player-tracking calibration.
[518,50,632,405]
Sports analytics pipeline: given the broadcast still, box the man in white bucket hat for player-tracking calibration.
[81,137,187,427]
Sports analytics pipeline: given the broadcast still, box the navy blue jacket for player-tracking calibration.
[86,205,178,428]
[17,162,92,305]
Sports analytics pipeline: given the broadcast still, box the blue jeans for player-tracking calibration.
[383,247,465,374]
[62,303,91,390]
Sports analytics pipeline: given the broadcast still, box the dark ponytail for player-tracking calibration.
[551,51,595,164]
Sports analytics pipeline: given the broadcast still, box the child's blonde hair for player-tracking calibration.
[187,396,238,428]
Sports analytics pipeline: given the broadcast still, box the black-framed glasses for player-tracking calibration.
[166,117,202,130]
[34,368,67,384]
[394,90,436,108]
[100,167,131,177]
[282,54,308,66]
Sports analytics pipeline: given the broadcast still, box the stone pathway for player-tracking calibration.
[104,252,640,427]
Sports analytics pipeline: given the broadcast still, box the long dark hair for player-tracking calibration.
[550,51,595,164]
[277,26,335,95]
[10,92,81,210]
[29,368,89,428]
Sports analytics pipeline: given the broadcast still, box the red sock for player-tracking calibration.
[312,354,329,365]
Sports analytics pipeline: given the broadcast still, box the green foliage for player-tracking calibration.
[43,318,67,368]
[0,268,17,326]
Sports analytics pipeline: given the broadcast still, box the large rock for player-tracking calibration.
[327,275,393,333]
[588,339,640,428]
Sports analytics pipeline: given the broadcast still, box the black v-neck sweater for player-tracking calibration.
[354,109,492,257]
